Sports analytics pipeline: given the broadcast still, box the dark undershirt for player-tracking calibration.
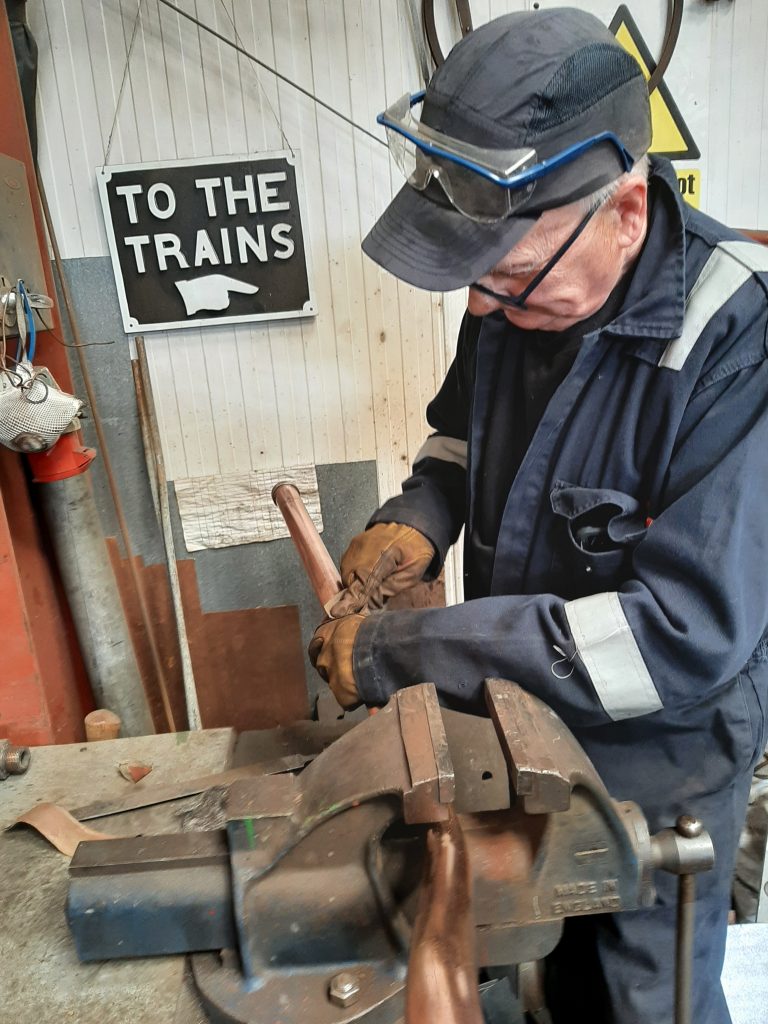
[478,270,634,548]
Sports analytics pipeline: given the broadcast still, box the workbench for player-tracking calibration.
[3,725,767,1024]
[0,729,235,1023]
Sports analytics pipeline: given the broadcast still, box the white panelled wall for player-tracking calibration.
[32,0,464,493]
[31,0,768,602]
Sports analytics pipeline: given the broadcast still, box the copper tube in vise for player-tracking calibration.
[271,483,342,613]
[405,808,483,1024]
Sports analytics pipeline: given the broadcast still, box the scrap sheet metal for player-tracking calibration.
[174,463,322,550]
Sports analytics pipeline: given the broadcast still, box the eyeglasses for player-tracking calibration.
[377,91,635,224]
[470,201,602,310]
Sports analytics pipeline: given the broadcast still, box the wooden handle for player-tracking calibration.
[85,709,122,742]
[272,483,342,612]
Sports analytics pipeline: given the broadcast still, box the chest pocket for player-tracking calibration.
[550,481,648,595]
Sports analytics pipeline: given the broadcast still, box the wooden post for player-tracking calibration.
[84,709,122,742]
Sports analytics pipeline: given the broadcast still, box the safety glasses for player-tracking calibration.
[377,91,636,224]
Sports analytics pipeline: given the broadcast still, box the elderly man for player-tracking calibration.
[311,9,768,1023]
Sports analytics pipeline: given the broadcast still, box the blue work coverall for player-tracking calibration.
[353,158,768,1023]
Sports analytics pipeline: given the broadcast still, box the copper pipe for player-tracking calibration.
[405,808,483,1024]
[738,229,768,246]
[271,483,342,612]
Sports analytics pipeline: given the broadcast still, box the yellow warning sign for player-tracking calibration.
[610,6,700,161]
[676,168,701,209]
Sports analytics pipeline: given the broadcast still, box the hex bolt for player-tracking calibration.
[328,971,361,1008]
[0,739,31,781]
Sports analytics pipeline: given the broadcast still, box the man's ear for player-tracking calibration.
[608,176,648,251]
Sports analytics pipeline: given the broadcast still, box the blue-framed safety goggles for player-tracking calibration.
[377,91,635,224]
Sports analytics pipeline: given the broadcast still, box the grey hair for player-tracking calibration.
[578,154,651,213]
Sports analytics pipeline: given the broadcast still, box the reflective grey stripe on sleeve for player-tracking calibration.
[660,240,768,371]
[414,434,468,470]
[564,592,663,721]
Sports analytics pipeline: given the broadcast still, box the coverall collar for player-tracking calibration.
[600,156,687,347]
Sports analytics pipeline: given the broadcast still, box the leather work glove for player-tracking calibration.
[309,613,366,709]
[330,522,435,617]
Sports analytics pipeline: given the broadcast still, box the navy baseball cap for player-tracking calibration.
[362,8,652,290]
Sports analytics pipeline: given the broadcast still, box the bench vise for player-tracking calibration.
[67,680,714,1023]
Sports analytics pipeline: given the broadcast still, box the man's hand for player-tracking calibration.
[330,522,435,617]
[309,614,366,709]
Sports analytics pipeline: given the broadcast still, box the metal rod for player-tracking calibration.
[401,0,432,85]
[675,874,696,1024]
[130,362,160,522]
[647,0,684,96]
[155,0,385,148]
[36,170,176,733]
[134,338,202,730]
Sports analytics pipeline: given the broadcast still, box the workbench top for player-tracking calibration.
[7,728,765,1024]
[0,728,235,1023]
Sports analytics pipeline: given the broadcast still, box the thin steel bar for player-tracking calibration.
[135,337,201,730]
[155,0,385,147]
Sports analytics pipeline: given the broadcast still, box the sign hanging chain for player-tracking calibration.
[215,0,294,158]
[104,0,146,165]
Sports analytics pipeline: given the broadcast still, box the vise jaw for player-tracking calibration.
[66,680,686,1024]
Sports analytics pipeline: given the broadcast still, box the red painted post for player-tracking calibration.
[0,7,92,743]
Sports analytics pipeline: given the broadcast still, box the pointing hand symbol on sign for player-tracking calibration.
[175,274,259,316]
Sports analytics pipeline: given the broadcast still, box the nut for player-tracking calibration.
[0,739,31,781]
[328,971,360,1008]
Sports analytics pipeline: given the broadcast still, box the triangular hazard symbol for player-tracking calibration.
[610,5,700,161]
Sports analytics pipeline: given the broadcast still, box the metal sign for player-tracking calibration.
[97,152,315,333]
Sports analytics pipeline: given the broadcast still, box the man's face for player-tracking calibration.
[467,182,647,332]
